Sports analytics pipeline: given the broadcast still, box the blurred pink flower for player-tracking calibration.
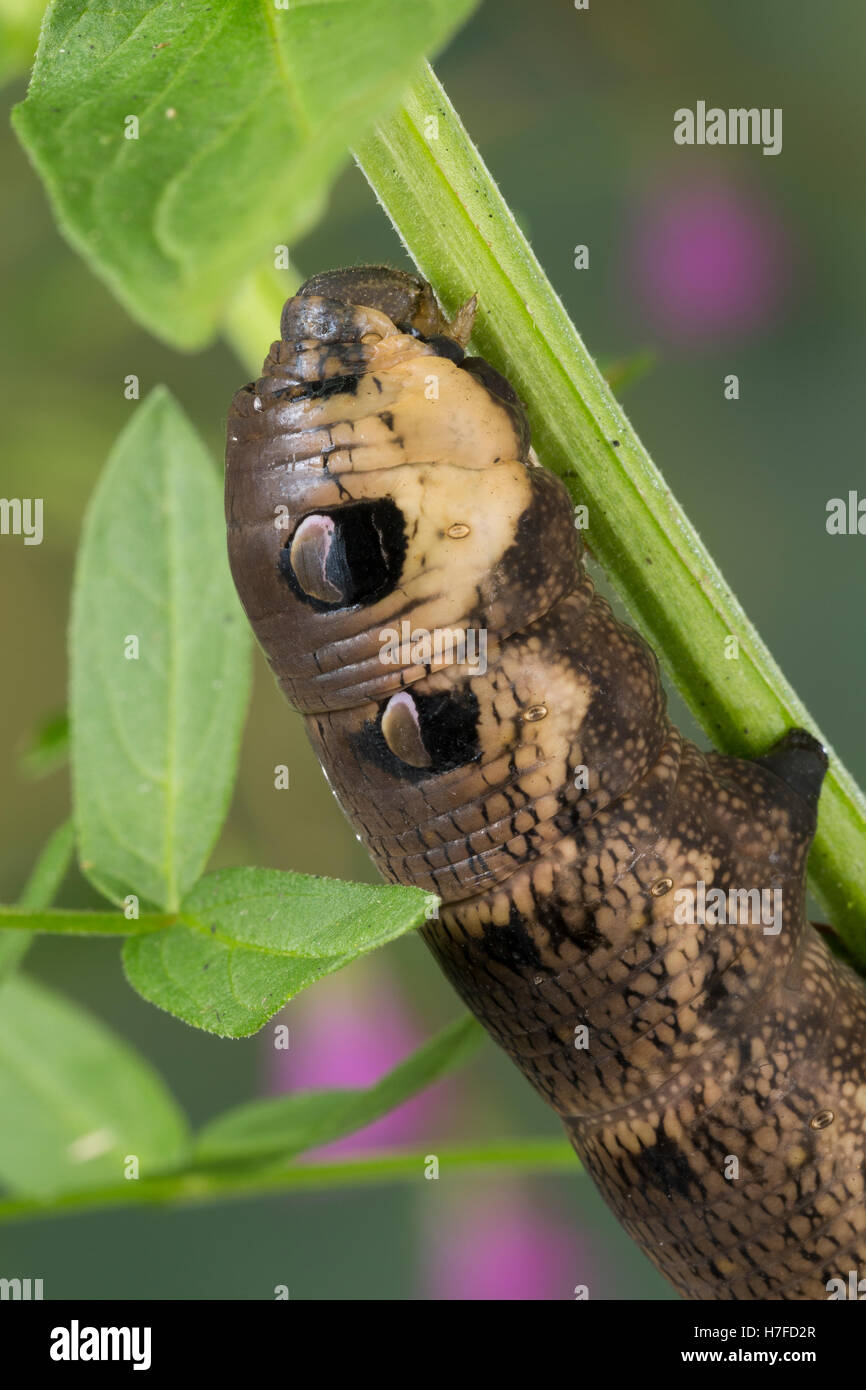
[265,963,450,1156]
[628,178,793,341]
[424,1190,596,1301]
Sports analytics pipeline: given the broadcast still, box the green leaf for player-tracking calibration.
[18,711,69,781]
[0,0,44,84]
[12,0,478,349]
[0,821,75,982]
[196,1015,482,1165]
[123,867,438,1038]
[0,973,190,1197]
[70,387,251,912]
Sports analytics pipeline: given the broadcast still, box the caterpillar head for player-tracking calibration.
[292,265,477,349]
[226,268,577,714]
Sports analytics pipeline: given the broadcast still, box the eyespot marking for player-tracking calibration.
[381,692,432,768]
[288,514,343,603]
[280,498,406,611]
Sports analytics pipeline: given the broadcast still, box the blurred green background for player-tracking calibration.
[1,0,864,1298]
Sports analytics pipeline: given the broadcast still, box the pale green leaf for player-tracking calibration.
[0,820,74,981]
[12,0,478,347]
[196,1015,483,1164]
[123,867,439,1037]
[0,974,190,1196]
[70,387,251,911]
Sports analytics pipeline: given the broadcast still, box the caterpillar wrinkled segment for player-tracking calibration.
[225,266,866,1300]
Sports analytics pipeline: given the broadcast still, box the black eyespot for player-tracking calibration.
[356,688,481,783]
[280,498,406,611]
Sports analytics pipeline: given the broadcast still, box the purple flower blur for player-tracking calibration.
[265,962,449,1156]
[628,179,792,342]
[424,1190,595,1301]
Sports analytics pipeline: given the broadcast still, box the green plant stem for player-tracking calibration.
[0,908,174,935]
[0,1139,578,1224]
[352,62,866,958]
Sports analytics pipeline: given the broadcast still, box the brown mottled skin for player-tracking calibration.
[226,267,866,1300]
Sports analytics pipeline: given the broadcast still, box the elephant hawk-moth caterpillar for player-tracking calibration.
[225,265,866,1301]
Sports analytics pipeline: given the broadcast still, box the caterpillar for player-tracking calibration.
[225,265,866,1301]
